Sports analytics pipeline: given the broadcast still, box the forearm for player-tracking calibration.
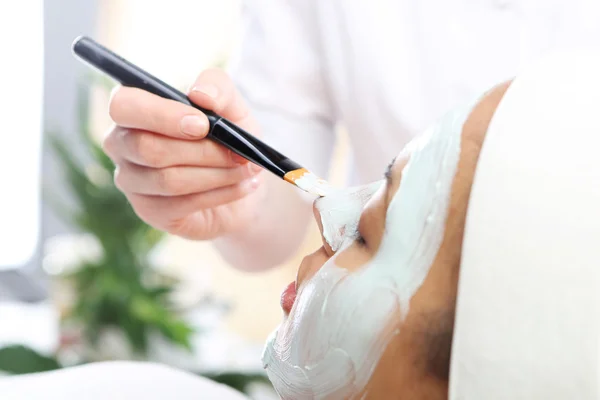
[213,173,313,271]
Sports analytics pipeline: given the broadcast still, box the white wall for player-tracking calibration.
[0,2,44,270]
[0,0,98,300]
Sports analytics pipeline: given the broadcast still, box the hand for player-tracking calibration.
[103,68,265,240]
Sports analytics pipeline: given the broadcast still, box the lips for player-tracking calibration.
[280,281,297,315]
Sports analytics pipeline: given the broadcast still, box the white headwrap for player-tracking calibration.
[450,49,600,399]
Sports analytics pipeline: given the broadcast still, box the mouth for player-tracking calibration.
[280,281,297,315]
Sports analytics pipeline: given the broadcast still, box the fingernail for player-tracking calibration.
[230,152,248,165]
[180,115,207,137]
[192,84,219,99]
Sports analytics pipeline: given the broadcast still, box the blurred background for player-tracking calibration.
[0,1,349,397]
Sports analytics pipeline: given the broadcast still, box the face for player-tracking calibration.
[263,81,512,400]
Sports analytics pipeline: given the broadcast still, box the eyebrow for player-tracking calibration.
[384,156,396,187]
[381,156,397,208]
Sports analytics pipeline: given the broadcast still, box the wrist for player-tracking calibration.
[223,177,269,239]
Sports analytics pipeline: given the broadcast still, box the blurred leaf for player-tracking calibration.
[156,318,195,350]
[45,77,194,357]
[148,285,174,298]
[0,345,61,375]
[41,183,78,228]
[201,371,271,394]
[75,82,115,173]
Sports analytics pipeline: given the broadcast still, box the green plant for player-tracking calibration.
[19,73,275,396]
[0,345,61,375]
[202,371,272,394]
[45,76,194,356]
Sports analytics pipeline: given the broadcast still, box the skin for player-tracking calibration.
[104,69,313,271]
[292,80,512,399]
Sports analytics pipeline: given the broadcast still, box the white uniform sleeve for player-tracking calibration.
[228,0,336,180]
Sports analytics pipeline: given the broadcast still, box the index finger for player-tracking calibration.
[109,86,210,140]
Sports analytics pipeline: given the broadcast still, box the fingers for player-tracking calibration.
[103,126,247,168]
[102,68,264,239]
[108,68,258,141]
[109,86,210,139]
[114,161,262,196]
[187,68,259,132]
[127,179,260,229]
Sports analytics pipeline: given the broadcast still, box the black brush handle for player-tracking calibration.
[71,36,302,178]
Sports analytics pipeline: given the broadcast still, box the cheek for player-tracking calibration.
[334,245,374,271]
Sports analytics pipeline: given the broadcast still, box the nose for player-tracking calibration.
[313,199,336,256]
[311,181,384,253]
[290,200,336,290]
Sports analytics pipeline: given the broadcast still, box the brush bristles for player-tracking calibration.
[284,168,333,197]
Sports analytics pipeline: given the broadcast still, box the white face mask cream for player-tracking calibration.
[262,99,479,399]
[316,181,385,252]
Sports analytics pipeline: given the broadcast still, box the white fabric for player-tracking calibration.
[229,0,600,186]
[0,361,249,400]
[450,49,600,399]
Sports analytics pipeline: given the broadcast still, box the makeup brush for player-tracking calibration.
[71,36,332,197]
